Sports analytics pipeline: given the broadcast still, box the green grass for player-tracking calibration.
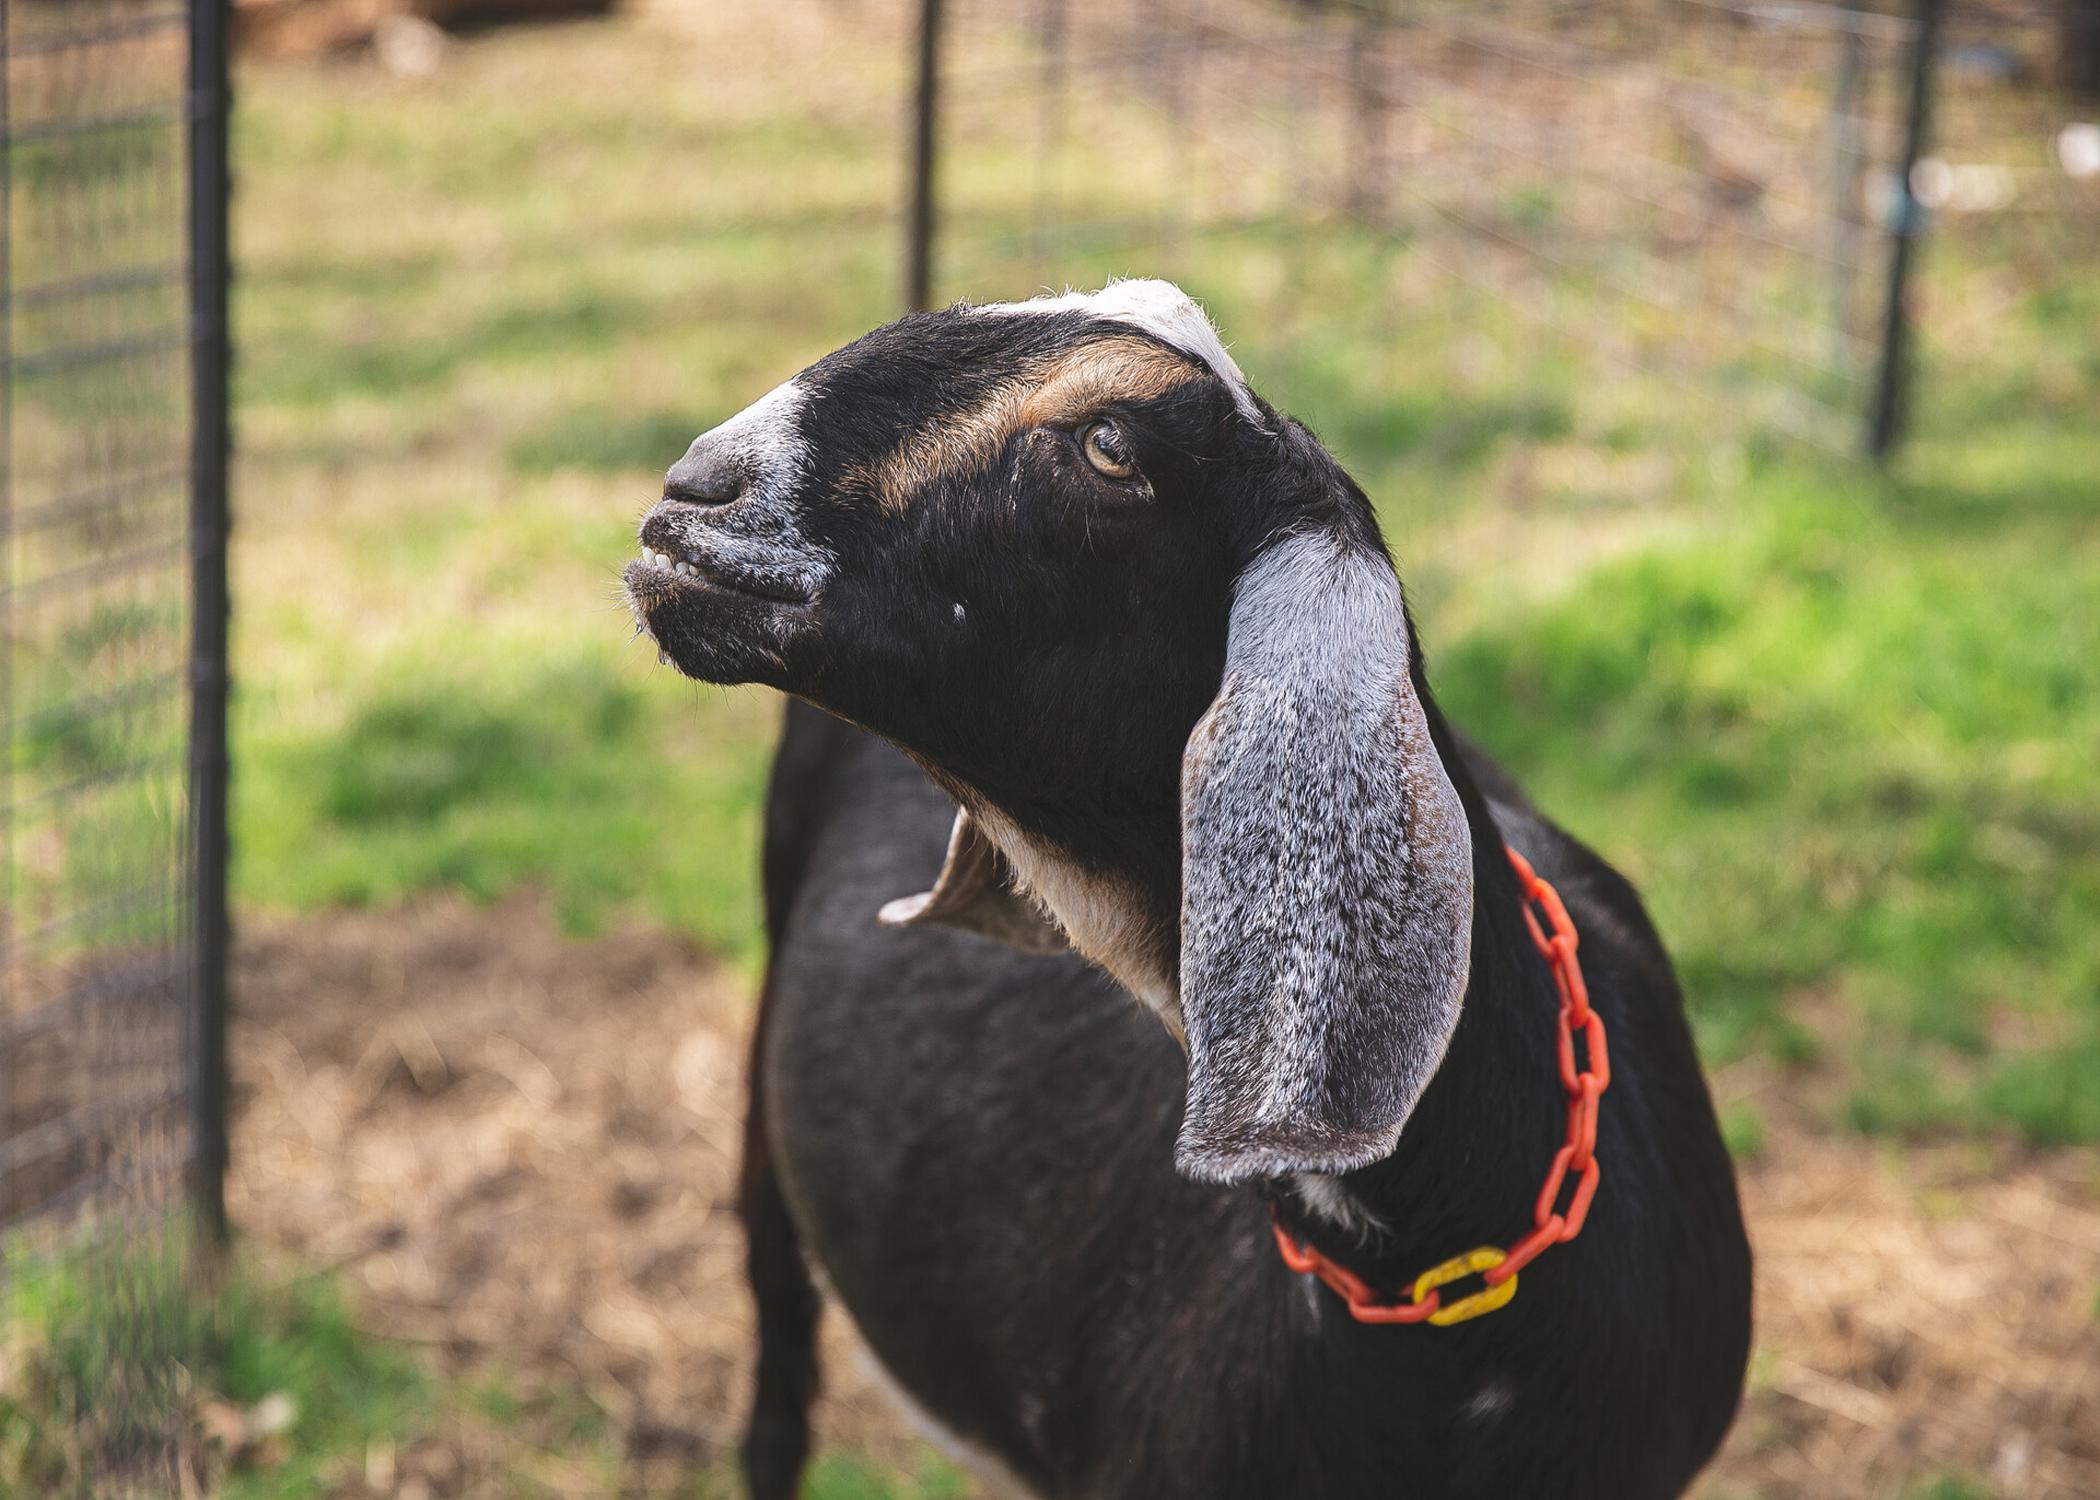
[228,16,907,975]
[803,1456,976,1500]
[228,11,2099,1139]
[0,1231,964,1500]
[3,1230,442,1500]
[1433,470,2100,1133]
[1902,1477,1994,1500]
[239,644,773,947]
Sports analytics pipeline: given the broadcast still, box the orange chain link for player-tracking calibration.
[1271,842,1611,1327]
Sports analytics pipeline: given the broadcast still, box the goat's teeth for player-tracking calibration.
[676,561,694,576]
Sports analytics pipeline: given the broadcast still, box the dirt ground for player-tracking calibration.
[229,897,2100,1499]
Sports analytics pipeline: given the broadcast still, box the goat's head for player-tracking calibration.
[625,279,1474,1185]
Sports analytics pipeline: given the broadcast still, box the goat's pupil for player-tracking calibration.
[1083,421,1134,475]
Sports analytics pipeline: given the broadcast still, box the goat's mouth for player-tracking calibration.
[624,499,829,685]
[623,543,817,686]
[623,544,814,609]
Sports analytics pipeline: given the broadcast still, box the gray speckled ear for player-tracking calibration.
[1174,531,1475,1184]
[878,809,1070,954]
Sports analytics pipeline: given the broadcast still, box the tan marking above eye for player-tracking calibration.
[854,336,1201,514]
[1014,337,1199,427]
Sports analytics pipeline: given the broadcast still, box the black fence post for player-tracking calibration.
[1347,9,1389,222]
[187,0,234,1251]
[1826,23,1864,380]
[1867,0,1943,461]
[1,15,14,1181]
[907,0,943,313]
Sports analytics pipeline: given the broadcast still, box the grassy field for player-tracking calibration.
[230,7,2099,1144]
[0,1227,969,1500]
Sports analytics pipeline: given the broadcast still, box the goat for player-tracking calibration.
[622,280,1752,1500]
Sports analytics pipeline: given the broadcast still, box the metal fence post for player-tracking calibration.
[1,10,14,1192]
[1347,9,1390,222]
[1867,0,1943,461]
[1826,23,1864,381]
[187,0,234,1250]
[907,0,943,313]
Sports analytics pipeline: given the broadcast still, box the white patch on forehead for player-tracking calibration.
[973,278,1266,428]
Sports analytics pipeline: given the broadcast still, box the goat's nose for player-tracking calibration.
[663,441,750,506]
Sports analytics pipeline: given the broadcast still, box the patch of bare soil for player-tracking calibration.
[1706,1091,2100,1498]
[231,899,2100,1499]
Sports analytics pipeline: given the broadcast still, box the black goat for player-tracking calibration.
[623,281,1752,1500]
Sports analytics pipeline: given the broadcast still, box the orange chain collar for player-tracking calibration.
[1271,843,1611,1327]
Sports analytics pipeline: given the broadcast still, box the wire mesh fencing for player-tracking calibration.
[921,0,2097,460]
[0,0,229,1255]
[1909,2,2100,444]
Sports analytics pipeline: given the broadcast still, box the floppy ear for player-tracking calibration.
[1174,529,1475,1184]
[879,809,1070,954]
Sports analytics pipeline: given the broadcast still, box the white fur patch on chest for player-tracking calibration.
[972,805,1183,1033]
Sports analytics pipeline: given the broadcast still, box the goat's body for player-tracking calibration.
[746,702,1752,1500]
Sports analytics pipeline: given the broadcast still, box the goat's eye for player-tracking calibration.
[1080,420,1138,480]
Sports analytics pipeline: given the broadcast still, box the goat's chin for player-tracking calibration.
[626,571,813,687]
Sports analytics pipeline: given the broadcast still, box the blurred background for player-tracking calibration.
[2,0,2097,1495]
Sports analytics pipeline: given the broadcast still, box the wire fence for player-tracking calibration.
[0,0,229,1257]
[917,0,2099,459]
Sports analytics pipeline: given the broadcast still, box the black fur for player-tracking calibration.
[628,292,1753,1498]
